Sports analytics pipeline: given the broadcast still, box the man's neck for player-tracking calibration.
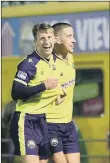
[36,49,51,59]
[54,47,68,60]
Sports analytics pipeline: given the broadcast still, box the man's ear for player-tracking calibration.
[34,40,38,48]
[55,36,61,44]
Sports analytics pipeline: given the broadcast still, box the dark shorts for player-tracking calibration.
[10,111,49,159]
[47,121,79,154]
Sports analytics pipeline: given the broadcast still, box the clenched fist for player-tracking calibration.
[43,78,59,90]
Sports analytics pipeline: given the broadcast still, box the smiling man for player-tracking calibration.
[10,23,63,163]
[46,22,80,163]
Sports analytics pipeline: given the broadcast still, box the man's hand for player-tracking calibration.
[55,95,66,105]
[55,89,67,105]
[43,78,59,90]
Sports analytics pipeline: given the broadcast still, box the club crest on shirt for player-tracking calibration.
[60,72,63,76]
[27,140,36,149]
[41,70,44,75]
[50,138,58,146]
[52,64,56,70]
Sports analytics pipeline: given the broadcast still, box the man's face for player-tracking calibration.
[35,29,55,57]
[57,27,76,53]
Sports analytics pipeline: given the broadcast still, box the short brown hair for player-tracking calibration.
[32,23,53,40]
[52,22,72,35]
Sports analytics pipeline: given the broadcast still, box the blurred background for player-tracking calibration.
[1,1,109,163]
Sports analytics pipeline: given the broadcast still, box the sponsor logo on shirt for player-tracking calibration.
[61,78,75,88]
[17,70,27,80]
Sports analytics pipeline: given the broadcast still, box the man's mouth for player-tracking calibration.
[70,44,74,48]
[43,45,51,50]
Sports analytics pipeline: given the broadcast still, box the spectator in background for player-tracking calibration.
[2,100,16,163]
[1,1,47,7]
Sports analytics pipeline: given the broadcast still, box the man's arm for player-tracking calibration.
[12,58,59,101]
[11,77,60,100]
[11,81,46,100]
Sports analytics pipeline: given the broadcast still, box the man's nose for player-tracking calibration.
[73,37,76,43]
[44,39,49,44]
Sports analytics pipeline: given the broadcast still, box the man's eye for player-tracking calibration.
[48,36,52,39]
[69,34,73,37]
[40,37,45,40]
